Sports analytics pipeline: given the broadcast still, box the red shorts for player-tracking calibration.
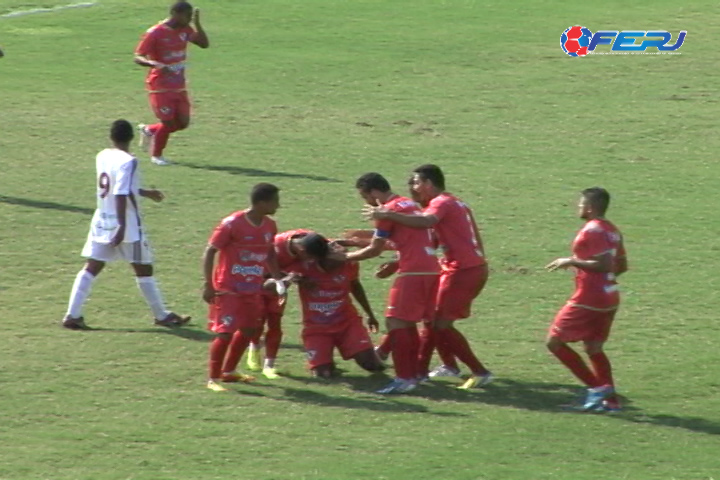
[436,264,488,321]
[208,294,264,334]
[385,274,438,322]
[302,320,373,369]
[549,304,617,343]
[149,91,191,122]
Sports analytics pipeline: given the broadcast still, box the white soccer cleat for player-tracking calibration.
[428,365,462,378]
[151,156,172,166]
[137,123,153,152]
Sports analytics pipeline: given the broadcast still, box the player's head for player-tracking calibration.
[300,233,329,260]
[110,119,134,147]
[250,183,280,215]
[579,187,610,219]
[407,174,423,205]
[412,164,445,202]
[169,1,193,27]
[355,172,391,205]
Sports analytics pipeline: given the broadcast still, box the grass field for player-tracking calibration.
[1,0,719,479]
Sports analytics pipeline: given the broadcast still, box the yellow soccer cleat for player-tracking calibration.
[246,348,263,372]
[207,379,228,392]
[221,371,256,383]
[458,372,494,390]
[262,367,281,380]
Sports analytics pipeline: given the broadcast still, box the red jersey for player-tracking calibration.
[290,260,361,334]
[274,229,312,271]
[568,219,625,310]
[424,193,486,271]
[135,21,196,93]
[209,210,277,296]
[375,195,440,275]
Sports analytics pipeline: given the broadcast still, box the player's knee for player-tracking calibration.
[175,117,190,130]
[546,336,563,352]
[354,349,386,372]
[583,341,603,355]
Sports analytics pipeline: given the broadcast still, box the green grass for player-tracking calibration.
[1,1,719,479]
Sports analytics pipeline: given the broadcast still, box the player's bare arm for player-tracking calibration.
[350,279,379,333]
[202,245,218,303]
[546,252,612,273]
[375,260,399,279]
[345,236,386,262]
[139,188,165,202]
[110,195,128,246]
[134,55,170,72]
[190,8,210,48]
[363,203,437,228]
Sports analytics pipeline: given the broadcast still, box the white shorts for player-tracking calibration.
[81,237,154,264]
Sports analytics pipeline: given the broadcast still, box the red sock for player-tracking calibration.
[222,330,252,373]
[376,334,392,356]
[551,344,600,387]
[209,336,230,379]
[264,314,283,359]
[389,327,419,380]
[151,123,176,157]
[589,351,614,387]
[437,328,488,375]
[417,325,435,377]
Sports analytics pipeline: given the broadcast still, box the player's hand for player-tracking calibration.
[545,257,575,272]
[110,226,126,246]
[202,284,217,304]
[367,316,380,334]
[375,261,399,279]
[142,189,165,202]
[192,8,202,27]
[362,200,390,221]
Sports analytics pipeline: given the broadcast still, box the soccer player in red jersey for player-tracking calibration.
[343,173,440,394]
[247,228,312,379]
[545,187,627,411]
[134,2,209,166]
[281,233,383,378]
[202,183,282,392]
[363,164,492,389]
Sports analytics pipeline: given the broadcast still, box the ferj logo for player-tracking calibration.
[560,26,686,57]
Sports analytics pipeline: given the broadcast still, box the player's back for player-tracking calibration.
[90,148,141,243]
[427,193,485,270]
[381,196,439,274]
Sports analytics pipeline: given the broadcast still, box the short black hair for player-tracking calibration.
[413,164,445,190]
[582,187,611,215]
[300,233,329,259]
[355,172,390,193]
[251,183,280,204]
[170,1,193,14]
[110,119,134,144]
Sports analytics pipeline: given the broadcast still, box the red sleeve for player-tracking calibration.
[578,228,612,259]
[135,29,156,57]
[209,219,233,249]
[424,196,449,220]
[374,218,393,238]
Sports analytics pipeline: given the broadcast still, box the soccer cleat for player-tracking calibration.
[376,378,417,394]
[428,365,462,378]
[62,315,89,330]
[262,367,281,380]
[137,123,153,152]
[600,398,622,413]
[246,348,263,372]
[207,379,228,392]
[582,385,615,411]
[458,371,494,390]
[151,156,172,166]
[221,371,256,383]
[416,374,430,384]
[154,312,191,327]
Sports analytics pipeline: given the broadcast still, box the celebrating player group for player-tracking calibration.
[61,1,629,411]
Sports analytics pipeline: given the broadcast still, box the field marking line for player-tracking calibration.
[0,2,98,19]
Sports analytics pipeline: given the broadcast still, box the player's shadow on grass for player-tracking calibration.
[0,195,94,215]
[87,325,215,342]
[176,162,342,183]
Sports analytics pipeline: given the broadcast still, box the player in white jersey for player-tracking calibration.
[62,119,190,330]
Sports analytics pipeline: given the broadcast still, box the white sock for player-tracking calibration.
[136,276,170,320]
[264,358,275,369]
[66,270,96,317]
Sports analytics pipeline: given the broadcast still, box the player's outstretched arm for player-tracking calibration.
[345,236,386,262]
[362,203,437,228]
[190,8,210,48]
[350,279,379,333]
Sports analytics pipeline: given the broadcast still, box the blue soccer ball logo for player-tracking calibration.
[560,26,593,57]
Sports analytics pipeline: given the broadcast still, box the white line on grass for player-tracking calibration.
[0,2,98,19]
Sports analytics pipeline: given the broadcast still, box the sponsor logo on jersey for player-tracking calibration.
[231,264,264,276]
